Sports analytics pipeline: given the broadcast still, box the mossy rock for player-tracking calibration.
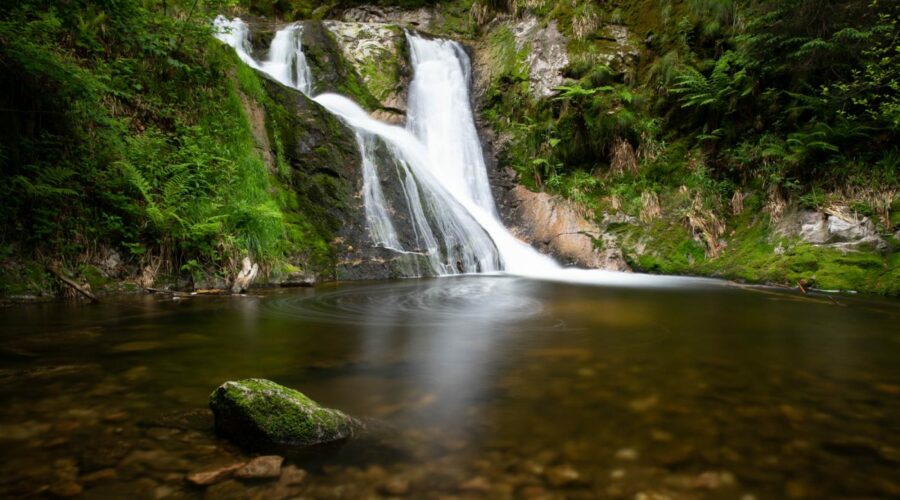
[209,378,358,450]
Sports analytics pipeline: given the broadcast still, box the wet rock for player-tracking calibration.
[47,481,83,498]
[234,455,283,480]
[378,477,410,496]
[692,471,727,490]
[208,378,358,449]
[322,21,409,110]
[0,421,51,440]
[186,462,245,486]
[508,186,630,271]
[459,476,491,492]
[544,465,581,487]
[79,468,118,485]
[112,341,163,353]
[279,465,307,486]
[204,479,246,498]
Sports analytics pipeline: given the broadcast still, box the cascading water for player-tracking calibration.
[214,18,718,287]
[213,16,312,96]
[405,35,496,217]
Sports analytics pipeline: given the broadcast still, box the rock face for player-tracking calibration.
[507,186,630,271]
[322,21,409,113]
[792,210,886,251]
[208,379,358,450]
[510,17,569,98]
[594,24,641,75]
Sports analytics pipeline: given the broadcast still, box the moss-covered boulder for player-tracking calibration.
[209,379,358,450]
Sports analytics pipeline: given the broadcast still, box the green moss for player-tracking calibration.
[209,378,356,448]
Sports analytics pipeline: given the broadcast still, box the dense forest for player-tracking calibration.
[1,0,898,296]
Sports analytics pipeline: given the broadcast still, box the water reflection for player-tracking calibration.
[0,278,898,498]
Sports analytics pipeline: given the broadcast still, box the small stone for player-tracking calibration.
[610,469,625,480]
[379,477,410,496]
[279,465,307,486]
[112,341,163,352]
[102,411,129,423]
[234,455,283,480]
[459,476,491,492]
[186,462,245,486]
[692,471,721,490]
[615,448,639,461]
[545,464,580,487]
[48,481,83,497]
[629,395,659,412]
[520,485,551,499]
[80,468,117,485]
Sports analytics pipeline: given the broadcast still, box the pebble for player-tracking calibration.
[47,481,83,498]
[378,477,410,496]
[615,448,639,461]
[279,465,307,486]
[234,455,283,480]
[186,462,245,486]
[544,464,580,487]
[459,476,491,492]
[80,468,118,485]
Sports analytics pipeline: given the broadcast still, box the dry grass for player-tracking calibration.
[609,194,621,211]
[731,191,745,216]
[685,196,725,258]
[572,1,600,40]
[610,138,638,175]
[640,191,661,222]
[764,185,786,222]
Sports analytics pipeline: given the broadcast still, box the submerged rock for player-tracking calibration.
[234,455,283,479]
[208,379,358,450]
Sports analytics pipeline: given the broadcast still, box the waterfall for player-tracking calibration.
[405,35,497,217]
[213,18,717,287]
[260,23,313,95]
[213,16,312,96]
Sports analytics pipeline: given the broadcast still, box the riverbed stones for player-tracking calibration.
[186,462,245,486]
[234,455,283,479]
[208,379,358,450]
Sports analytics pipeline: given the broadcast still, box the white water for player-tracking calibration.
[213,16,312,96]
[214,18,720,288]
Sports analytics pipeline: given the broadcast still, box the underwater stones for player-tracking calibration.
[208,379,357,450]
[186,462,245,486]
[544,465,582,487]
[234,455,283,479]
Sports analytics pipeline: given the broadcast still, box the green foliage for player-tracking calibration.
[0,0,297,275]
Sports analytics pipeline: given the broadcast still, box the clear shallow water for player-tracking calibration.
[1,277,899,498]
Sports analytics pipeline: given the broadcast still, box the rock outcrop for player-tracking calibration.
[506,186,630,271]
[322,21,409,113]
[209,379,358,450]
[511,16,568,98]
[785,209,887,251]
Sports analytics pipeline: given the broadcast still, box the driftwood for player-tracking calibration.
[47,266,99,302]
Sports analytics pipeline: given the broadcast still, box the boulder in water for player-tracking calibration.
[209,379,357,450]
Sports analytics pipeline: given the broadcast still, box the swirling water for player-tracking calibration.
[1,279,899,497]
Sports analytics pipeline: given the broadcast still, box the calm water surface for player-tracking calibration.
[1,276,899,498]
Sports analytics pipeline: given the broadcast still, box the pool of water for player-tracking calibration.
[1,276,899,498]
